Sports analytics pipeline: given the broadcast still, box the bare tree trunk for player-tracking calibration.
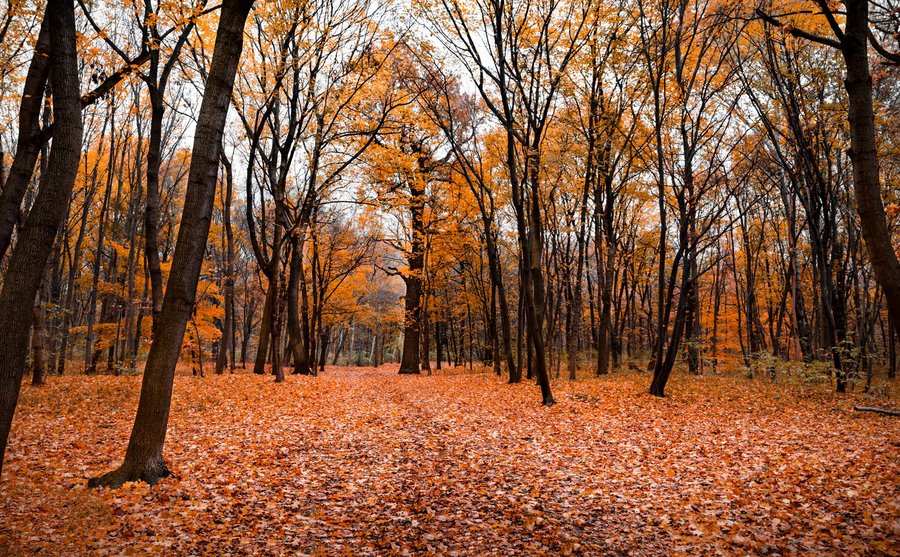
[889,314,897,380]
[254,276,276,374]
[271,282,285,383]
[399,178,426,374]
[144,90,166,328]
[288,231,312,375]
[435,321,443,370]
[399,273,422,374]
[31,277,49,386]
[317,325,329,373]
[0,16,50,260]
[842,0,900,333]
[215,152,234,375]
[331,324,346,366]
[421,292,432,375]
[88,0,253,487]
[0,0,82,476]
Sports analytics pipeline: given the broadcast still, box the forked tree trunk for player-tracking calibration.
[88,0,253,488]
[0,15,50,260]
[0,0,83,477]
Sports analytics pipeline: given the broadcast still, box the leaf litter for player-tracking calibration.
[1,366,898,556]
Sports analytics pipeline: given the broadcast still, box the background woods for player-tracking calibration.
[0,0,897,490]
[0,1,899,554]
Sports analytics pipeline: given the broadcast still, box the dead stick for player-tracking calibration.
[853,406,900,417]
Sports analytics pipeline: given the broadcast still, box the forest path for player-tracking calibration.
[1,366,898,555]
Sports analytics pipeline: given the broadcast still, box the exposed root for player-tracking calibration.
[88,457,170,488]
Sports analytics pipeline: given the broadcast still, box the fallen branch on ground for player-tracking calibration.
[853,406,900,417]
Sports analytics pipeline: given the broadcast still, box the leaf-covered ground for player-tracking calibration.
[1,366,898,556]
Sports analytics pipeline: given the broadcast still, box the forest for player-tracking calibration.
[0,0,898,554]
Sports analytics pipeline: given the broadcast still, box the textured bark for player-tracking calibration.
[398,176,426,375]
[215,151,235,375]
[526,155,555,406]
[0,0,82,476]
[253,276,277,375]
[30,280,48,386]
[288,232,312,375]
[842,1,900,332]
[88,0,253,488]
[0,16,51,260]
[398,272,422,374]
[317,326,329,372]
[144,91,165,326]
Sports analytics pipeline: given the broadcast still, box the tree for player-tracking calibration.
[758,1,900,340]
[0,0,83,477]
[419,0,592,405]
[89,0,254,488]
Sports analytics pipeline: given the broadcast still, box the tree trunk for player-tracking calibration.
[145,89,165,328]
[254,275,276,375]
[317,326,329,372]
[0,0,83,476]
[0,15,51,261]
[288,231,312,375]
[525,164,554,405]
[88,0,253,488]
[399,177,426,375]
[31,279,48,386]
[215,152,234,375]
[435,321,443,370]
[399,274,422,374]
[842,0,900,334]
[483,224,517,382]
[331,325,346,366]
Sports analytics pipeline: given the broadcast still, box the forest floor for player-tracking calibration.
[0,365,898,556]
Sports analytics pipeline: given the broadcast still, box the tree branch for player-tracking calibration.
[755,9,843,50]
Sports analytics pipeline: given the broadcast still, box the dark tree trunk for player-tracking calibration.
[300,231,314,374]
[145,89,165,328]
[0,15,50,261]
[31,278,49,386]
[483,223,517,382]
[435,321,443,370]
[317,325,329,372]
[842,0,900,335]
[331,325,346,365]
[271,283,285,383]
[421,303,432,374]
[522,154,554,405]
[0,0,82,476]
[88,0,253,488]
[288,232,312,375]
[399,274,422,374]
[398,178,426,375]
[139,3,199,331]
[215,151,234,375]
[254,275,277,374]
[240,294,255,368]
[55,130,95,377]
